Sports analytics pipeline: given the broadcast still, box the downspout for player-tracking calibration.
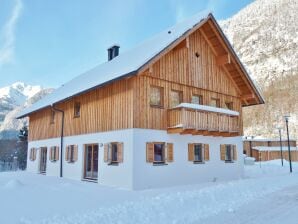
[52,105,65,178]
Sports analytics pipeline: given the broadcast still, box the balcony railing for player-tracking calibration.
[167,103,240,136]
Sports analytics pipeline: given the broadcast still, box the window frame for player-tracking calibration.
[225,144,233,162]
[50,110,55,124]
[153,142,166,164]
[210,98,220,108]
[191,94,203,105]
[224,102,233,110]
[149,86,164,108]
[193,143,204,163]
[170,89,183,108]
[67,145,76,163]
[50,146,58,162]
[73,102,81,118]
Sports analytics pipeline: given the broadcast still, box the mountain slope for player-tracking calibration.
[0,83,53,139]
[220,0,298,139]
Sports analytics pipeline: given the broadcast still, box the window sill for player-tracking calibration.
[153,162,168,166]
[108,162,119,166]
[150,105,164,109]
[193,161,205,164]
[225,160,234,163]
[67,161,76,164]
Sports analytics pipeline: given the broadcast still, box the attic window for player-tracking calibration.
[74,102,81,118]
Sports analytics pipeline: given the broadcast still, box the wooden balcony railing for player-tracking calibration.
[167,103,240,136]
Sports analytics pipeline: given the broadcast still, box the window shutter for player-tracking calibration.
[117,142,124,163]
[33,148,36,161]
[55,146,60,161]
[233,145,237,161]
[65,146,69,161]
[188,143,194,161]
[73,145,78,162]
[204,144,210,161]
[104,143,109,163]
[146,143,154,163]
[220,144,226,161]
[166,143,174,162]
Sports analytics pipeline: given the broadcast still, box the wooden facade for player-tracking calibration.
[28,17,261,142]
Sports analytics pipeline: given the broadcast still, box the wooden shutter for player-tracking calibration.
[117,142,124,163]
[188,143,194,161]
[233,145,237,161]
[55,146,60,161]
[146,143,154,163]
[33,148,36,161]
[65,146,69,161]
[204,144,210,161]
[104,143,109,163]
[220,144,226,161]
[166,143,174,162]
[73,145,78,162]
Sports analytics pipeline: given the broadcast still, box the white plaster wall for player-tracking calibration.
[132,129,243,190]
[27,129,134,189]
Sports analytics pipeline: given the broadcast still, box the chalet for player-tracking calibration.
[17,12,264,190]
[243,138,298,162]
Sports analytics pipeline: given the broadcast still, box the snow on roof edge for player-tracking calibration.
[253,146,298,152]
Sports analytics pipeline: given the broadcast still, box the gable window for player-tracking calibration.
[191,95,203,105]
[210,98,220,108]
[188,143,209,163]
[170,90,183,108]
[224,102,233,110]
[150,86,163,107]
[29,148,37,161]
[74,102,81,117]
[49,146,59,162]
[50,110,55,124]
[146,142,173,164]
[104,142,124,164]
[220,144,237,162]
[65,145,78,163]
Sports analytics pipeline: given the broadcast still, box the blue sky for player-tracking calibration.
[0,0,253,88]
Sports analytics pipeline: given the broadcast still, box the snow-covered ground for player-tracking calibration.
[0,160,298,224]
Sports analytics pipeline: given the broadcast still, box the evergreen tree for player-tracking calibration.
[16,126,28,170]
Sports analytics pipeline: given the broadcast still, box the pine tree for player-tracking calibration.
[16,126,28,170]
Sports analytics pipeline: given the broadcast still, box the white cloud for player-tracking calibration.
[0,0,23,66]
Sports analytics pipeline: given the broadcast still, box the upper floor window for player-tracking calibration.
[150,86,164,107]
[50,110,55,124]
[224,102,233,110]
[170,90,183,108]
[191,95,203,105]
[210,98,220,108]
[74,102,81,117]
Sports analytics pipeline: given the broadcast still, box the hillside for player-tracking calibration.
[220,0,298,139]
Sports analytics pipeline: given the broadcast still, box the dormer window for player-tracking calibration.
[74,102,81,118]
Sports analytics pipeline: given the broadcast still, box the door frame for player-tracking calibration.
[83,143,99,181]
[39,147,47,174]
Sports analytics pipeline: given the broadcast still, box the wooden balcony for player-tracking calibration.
[167,103,240,137]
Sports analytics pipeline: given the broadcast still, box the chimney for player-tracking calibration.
[107,45,120,61]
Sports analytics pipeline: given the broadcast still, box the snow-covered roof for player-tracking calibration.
[17,11,211,118]
[174,103,239,116]
[253,146,298,152]
[243,138,296,142]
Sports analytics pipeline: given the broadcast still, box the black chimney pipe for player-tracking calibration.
[108,45,120,61]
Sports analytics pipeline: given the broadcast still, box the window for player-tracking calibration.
[220,144,237,162]
[191,95,203,105]
[104,142,123,164]
[188,143,209,163]
[65,145,78,163]
[146,142,173,164]
[29,148,37,161]
[224,102,233,110]
[150,86,164,107]
[170,90,183,108]
[74,102,81,117]
[50,110,55,124]
[210,98,220,108]
[49,146,59,162]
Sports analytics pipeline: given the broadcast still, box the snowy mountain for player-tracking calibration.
[220,0,298,139]
[0,82,53,139]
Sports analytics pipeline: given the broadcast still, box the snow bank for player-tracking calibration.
[4,179,24,189]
